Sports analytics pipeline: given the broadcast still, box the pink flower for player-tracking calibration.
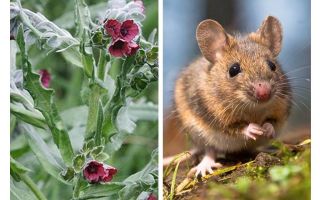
[104,19,121,39]
[83,161,117,184]
[39,69,51,88]
[83,161,106,183]
[126,41,139,56]
[101,165,117,182]
[119,20,139,41]
[104,19,139,42]
[109,39,139,57]
[147,194,157,200]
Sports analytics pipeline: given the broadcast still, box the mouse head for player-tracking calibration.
[196,16,290,105]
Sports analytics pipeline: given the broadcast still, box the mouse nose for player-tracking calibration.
[253,81,271,101]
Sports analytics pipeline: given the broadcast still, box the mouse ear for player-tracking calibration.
[254,16,283,56]
[196,19,230,64]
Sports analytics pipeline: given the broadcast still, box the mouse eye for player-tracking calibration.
[267,60,276,71]
[229,62,241,77]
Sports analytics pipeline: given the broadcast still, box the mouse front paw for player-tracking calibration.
[262,122,276,138]
[242,123,266,140]
[194,155,222,177]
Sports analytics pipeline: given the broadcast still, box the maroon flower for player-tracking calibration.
[104,19,121,39]
[126,41,139,56]
[109,39,139,57]
[83,161,106,183]
[83,161,117,184]
[119,20,139,41]
[104,19,139,42]
[147,194,157,200]
[39,69,51,88]
[101,165,117,182]
[109,39,127,57]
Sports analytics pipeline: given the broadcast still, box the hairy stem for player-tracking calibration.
[20,173,47,200]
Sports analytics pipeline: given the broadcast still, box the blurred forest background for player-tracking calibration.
[11,0,158,198]
[163,0,311,156]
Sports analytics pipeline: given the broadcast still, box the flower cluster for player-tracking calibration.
[83,160,117,184]
[104,19,140,57]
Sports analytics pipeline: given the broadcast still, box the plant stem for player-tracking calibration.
[20,173,47,200]
[73,176,81,199]
[97,49,107,80]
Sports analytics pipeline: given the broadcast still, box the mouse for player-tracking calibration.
[174,16,292,177]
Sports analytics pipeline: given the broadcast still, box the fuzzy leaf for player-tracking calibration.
[10,2,82,67]
[17,25,74,165]
[85,84,107,140]
[127,100,158,121]
[79,182,125,199]
[94,152,109,162]
[119,149,158,200]
[10,179,38,200]
[10,157,31,175]
[94,100,104,145]
[116,104,136,134]
[90,145,104,157]
[74,0,91,38]
[22,124,70,184]
[73,154,86,173]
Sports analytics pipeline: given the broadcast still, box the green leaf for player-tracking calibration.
[78,182,125,200]
[94,152,109,162]
[82,139,95,153]
[60,105,88,128]
[17,25,74,165]
[148,28,157,44]
[10,157,31,174]
[105,132,126,154]
[85,84,106,140]
[10,103,47,129]
[116,104,136,134]
[60,167,75,182]
[22,124,70,185]
[54,2,106,29]
[10,157,31,182]
[95,100,104,145]
[119,149,158,200]
[127,101,158,121]
[90,145,104,158]
[74,0,91,39]
[73,154,86,173]
[80,43,95,78]
[11,179,38,200]
[11,2,82,67]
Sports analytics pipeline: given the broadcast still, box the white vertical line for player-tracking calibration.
[0,0,11,199]
[158,0,164,198]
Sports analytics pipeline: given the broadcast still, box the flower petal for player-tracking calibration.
[125,42,139,56]
[109,39,128,57]
[39,69,51,88]
[104,19,121,39]
[120,20,139,41]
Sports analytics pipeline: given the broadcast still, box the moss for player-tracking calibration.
[164,140,311,200]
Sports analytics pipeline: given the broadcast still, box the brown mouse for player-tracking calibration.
[174,16,292,177]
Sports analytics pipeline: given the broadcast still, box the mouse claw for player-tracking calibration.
[262,122,276,138]
[242,123,266,140]
[194,155,222,178]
